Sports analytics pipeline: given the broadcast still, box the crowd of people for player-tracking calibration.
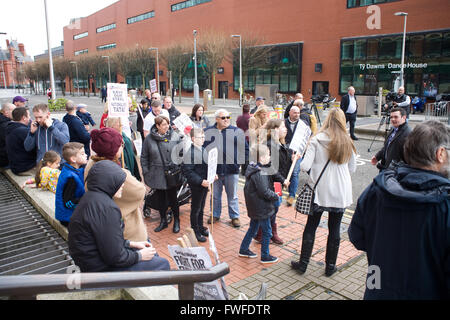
[0,87,448,299]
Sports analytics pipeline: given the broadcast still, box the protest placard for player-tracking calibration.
[150,79,158,93]
[173,113,194,134]
[107,83,129,117]
[288,120,312,155]
[207,148,218,184]
[168,245,227,300]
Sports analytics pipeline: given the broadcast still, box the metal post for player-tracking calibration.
[395,12,408,88]
[231,35,243,107]
[149,48,160,93]
[71,62,79,96]
[193,30,199,104]
[44,0,56,100]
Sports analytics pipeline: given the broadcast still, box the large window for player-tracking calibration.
[127,11,155,24]
[97,23,116,33]
[347,0,398,8]
[232,43,302,93]
[171,0,212,12]
[73,32,88,40]
[339,30,450,96]
[97,43,116,51]
[74,49,88,56]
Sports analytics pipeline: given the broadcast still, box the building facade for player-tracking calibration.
[63,0,450,101]
[0,40,32,89]
[34,41,65,62]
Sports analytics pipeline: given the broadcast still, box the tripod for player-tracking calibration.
[310,102,322,126]
[368,113,391,153]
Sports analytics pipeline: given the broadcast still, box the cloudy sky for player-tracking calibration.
[0,0,118,58]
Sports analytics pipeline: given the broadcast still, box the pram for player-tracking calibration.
[143,179,192,218]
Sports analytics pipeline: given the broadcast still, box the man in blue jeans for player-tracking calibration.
[204,109,249,228]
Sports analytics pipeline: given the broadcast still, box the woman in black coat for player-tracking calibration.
[68,160,170,272]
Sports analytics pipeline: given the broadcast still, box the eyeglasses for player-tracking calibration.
[219,116,231,120]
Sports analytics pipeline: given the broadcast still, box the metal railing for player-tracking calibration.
[425,102,450,124]
[0,262,229,300]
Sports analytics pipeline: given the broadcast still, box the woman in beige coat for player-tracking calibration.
[85,127,148,242]
[248,105,269,143]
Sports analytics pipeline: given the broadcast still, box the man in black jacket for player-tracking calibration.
[349,120,450,300]
[371,108,411,171]
[163,96,181,126]
[63,101,91,157]
[0,103,15,167]
[340,86,359,140]
[5,107,36,175]
[68,160,170,272]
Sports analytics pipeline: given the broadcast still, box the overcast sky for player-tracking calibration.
[0,0,118,58]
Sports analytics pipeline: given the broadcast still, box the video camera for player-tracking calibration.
[382,92,397,114]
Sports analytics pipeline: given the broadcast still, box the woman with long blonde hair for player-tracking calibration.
[248,105,269,143]
[291,107,356,277]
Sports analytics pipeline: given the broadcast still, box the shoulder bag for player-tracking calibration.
[295,159,331,218]
[156,139,183,189]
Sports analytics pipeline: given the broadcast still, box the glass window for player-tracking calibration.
[97,43,116,51]
[341,41,354,60]
[127,11,154,24]
[347,0,358,8]
[354,39,366,60]
[341,74,352,92]
[360,0,373,5]
[408,35,424,58]
[422,72,439,97]
[379,37,396,59]
[73,32,88,40]
[367,38,378,59]
[172,0,211,12]
[441,32,450,57]
[289,75,297,92]
[405,71,423,96]
[280,74,289,92]
[97,23,116,33]
[424,33,442,58]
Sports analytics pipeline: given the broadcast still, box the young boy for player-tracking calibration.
[181,128,212,242]
[239,144,282,264]
[55,142,88,227]
[76,104,96,130]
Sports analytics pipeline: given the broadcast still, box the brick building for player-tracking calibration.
[63,0,450,103]
[0,40,32,89]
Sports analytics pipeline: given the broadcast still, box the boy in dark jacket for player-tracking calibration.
[55,142,87,227]
[68,160,170,272]
[76,104,96,130]
[182,128,214,243]
[239,144,283,264]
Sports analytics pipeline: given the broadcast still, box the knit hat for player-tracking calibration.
[90,128,123,160]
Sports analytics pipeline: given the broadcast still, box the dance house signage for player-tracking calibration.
[358,62,428,70]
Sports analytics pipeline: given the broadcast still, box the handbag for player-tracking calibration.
[156,140,183,189]
[295,160,330,217]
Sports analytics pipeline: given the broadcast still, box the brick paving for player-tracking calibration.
[144,177,368,300]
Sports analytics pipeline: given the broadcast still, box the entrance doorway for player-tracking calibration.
[312,81,329,95]
[219,81,229,99]
[160,81,167,96]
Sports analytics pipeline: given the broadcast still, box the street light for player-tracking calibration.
[70,61,79,96]
[395,12,408,88]
[102,55,111,83]
[193,30,199,104]
[148,48,159,93]
[231,35,243,107]
[44,0,56,100]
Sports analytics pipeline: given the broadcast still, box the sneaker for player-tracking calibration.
[207,216,220,224]
[239,249,257,258]
[231,218,241,228]
[261,255,279,264]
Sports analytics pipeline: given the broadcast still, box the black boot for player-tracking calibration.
[154,211,168,232]
[325,238,340,277]
[173,212,180,234]
[291,238,314,274]
[194,227,207,243]
[199,226,209,237]
[166,208,173,224]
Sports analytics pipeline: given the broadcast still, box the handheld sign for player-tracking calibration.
[150,79,158,93]
[173,113,194,135]
[288,120,312,155]
[107,83,129,117]
[207,148,218,184]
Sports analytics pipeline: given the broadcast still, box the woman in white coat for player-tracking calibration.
[291,107,356,277]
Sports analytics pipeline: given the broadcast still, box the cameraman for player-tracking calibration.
[391,87,411,120]
[371,107,411,171]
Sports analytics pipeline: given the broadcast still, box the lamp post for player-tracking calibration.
[395,12,408,88]
[193,30,199,104]
[102,55,111,83]
[70,61,79,96]
[44,0,56,100]
[0,32,6,89]
[231,35,243,107]
[148,48,159,93]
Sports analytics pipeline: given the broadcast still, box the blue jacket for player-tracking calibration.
[24,118,70,163]
[55,164,85,223]
[5,121,36,174]
[348,164,450,300]
[63,114,91,156]
[203,124,248,176]
[76,111,96,127]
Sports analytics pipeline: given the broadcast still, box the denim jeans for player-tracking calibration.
[213,174,240,219]
[270,196,282,224]
[240,218,272,259]
[288,158,302,197]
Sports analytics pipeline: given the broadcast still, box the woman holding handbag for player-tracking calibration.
[141,116,184,233]
[291,108,356,277]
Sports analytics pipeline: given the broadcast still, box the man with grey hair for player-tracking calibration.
[392,86,411,120]
[0,103,16,167]
[340,86,359,140]
[204,109,249,227]
[349,120,450,300]
[63,100,91,157]
[284,93,304,118]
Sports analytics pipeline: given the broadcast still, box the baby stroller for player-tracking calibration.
[143,178,192,218]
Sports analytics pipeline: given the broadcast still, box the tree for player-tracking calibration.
[226,32,272,96]
[53,58,72,96]
[36,60,50,94]
[112,49,138,86]
[198,29,230,105]
[77,55,97,97]
[24,63,38,94]
[132,46,155,93]
[161,38,192,104]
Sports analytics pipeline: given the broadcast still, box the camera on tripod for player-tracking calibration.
[382,92,397,115]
